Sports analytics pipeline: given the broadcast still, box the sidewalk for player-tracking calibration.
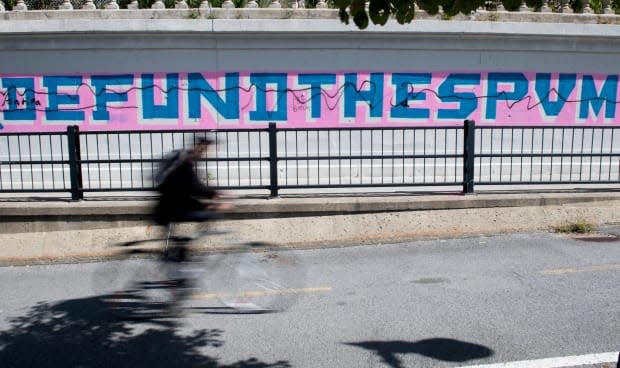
[1,189,620,265]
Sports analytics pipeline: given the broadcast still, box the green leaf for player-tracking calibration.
[369,0,391,25]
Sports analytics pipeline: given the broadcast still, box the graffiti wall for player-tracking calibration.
[0,71,619,133]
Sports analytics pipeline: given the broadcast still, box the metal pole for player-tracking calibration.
[268,122,279,198]
[67,125,84,201]
[463,120,476,195]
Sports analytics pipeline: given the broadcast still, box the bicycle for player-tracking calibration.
[91,222,306,319]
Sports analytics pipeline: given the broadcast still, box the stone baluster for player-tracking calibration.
[518,0,529,11]
[603,0,613,13]
[0,0,5,11]
[152,0,166,8]
[316,0,327,8]
[560,0,572,12]
[199,0,209,7]
[105,0,120,9]
[127,0,139,8]
[540,0,551,12]
[175,0,189,8]
[82,0,97,9]
[59,0,73,10]
[246,0,258,7]
[268,0,281,8]
[221,0,235,8]
[581,0,593,13]
[496,0,506,12]
[13,0,28,10]
[291,0,298,8]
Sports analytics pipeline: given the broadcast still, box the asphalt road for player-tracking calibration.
[1,228,619,368]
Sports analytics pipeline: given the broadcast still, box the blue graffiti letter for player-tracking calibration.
[438,74,481,119]
[249,73,288,121]
[188,73,239,120]
[2,77,36,121]
[390,73,431,119]
[297,74,337,119]
[91,75,134,121]
[486,73,528,120]
[579,75,618,119]
[345,73,384,118]
[43,76,85,121]
[142,74,179,119]
[534,73,576,117]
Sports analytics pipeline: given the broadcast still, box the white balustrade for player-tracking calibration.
[0,0,616,17]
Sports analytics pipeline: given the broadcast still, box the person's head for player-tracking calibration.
[189,137,213,160]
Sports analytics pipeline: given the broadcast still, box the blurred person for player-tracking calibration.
[153,137,230,262]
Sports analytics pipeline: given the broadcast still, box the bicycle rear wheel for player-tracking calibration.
[201,244,305,313]
[92,257,183,319]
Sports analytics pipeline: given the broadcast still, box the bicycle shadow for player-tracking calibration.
[345,338,494,368]
[0,294,291,368]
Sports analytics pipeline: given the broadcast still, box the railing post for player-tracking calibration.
[463,119,476,195]
[67,125,84,201]
[268,122,279,198]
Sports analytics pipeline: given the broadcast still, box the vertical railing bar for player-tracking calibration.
[294,131,299,186]
[579,128,585,182]
[61,132,68,191]
[413,129,417,184]
[268,123,278,197]
[463,120,475,194]
[499,128,504,182]
[539,129,544,182]
[26,136,34,189]
[549,128,554,182]
[489,128,495,181]
[38,135,44,189]
[608,129,614,181]
[519,128,524,182]
[226,131,231,187]
[569,128,575,182]
[381,129,384,185]
[116,133,121,189]
[423,129,427,184]
[589,128,595,181]
[129,133,135,188]
[370,130,374,184]
[402,129,406,184]
[443,128,447,184]
[599,129,605,181]
[328,130,331,186]
[359,130,362,184]
[138,133,144,188]
[17,136,24,190]
[560,128,566,182]
[0,136,5,191]
[7,136,14,190]
[509,128,514,183]
[339,130,342,185]
[316,130,320,185]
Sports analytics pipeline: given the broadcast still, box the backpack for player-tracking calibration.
[154,149,188,192]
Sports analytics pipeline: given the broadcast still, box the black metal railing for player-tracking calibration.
[1,120,619,200]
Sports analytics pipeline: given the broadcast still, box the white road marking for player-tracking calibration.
[457,352,619,368]
[541,264,620,275]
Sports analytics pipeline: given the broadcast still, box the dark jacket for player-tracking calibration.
[154,150,216,225]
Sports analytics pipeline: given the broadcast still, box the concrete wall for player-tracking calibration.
[1,14,620,194]
[1,16,620,75]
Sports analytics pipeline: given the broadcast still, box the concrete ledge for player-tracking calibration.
[2,191,620,220]
[1,191,620,265]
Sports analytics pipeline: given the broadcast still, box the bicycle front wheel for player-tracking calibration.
[203,244,305,313]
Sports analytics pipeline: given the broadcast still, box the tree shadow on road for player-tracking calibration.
[0,295,290,368]
[345,338,494,368]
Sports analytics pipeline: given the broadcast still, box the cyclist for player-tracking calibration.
[153,137,229,262]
